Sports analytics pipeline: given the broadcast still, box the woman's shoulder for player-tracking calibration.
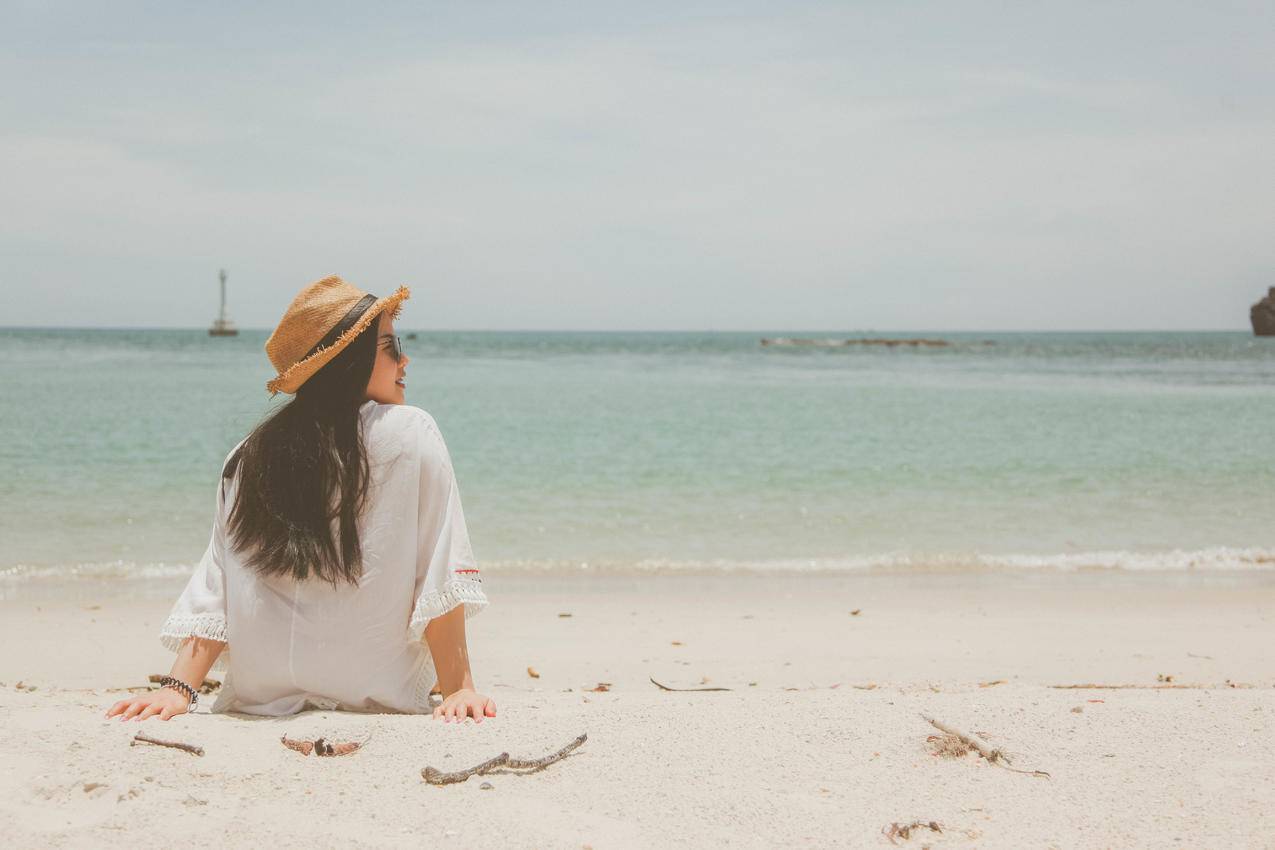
[361,400,441,435]
[219,436,250,478]
[360,401,448,461]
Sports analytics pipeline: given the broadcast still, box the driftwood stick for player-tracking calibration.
[422,733,587,785]
[1049,683,1254,690]
[131,733,204,757]
[920,714,1049,778]
[505,732,587,772]
[649,676,732,692]
[423,752,512,785]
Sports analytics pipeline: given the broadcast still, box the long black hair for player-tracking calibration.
[222,315,381,587]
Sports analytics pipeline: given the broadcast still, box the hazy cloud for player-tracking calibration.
[2,1,1272,329]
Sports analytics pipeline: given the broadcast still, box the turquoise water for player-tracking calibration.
[2,328,1273,578]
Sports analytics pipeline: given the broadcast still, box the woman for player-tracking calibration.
[105,276,493,722]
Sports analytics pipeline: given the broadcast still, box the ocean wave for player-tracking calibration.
[979,547,1275,572]
[4,547,1273,584]
[0,560,197,583]
[613,547,1275,573]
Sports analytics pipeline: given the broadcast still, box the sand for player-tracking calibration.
[2,569,1273,849]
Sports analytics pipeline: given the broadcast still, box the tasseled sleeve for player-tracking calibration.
[158,451,235,674]
[407,415,488,642]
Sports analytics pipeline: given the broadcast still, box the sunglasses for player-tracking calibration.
[379,334,404,362]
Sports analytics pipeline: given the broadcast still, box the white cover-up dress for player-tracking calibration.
[159,400,488,715]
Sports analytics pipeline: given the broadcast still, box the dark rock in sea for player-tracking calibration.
[1252,288,1275,336]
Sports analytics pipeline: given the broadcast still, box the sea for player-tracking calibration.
[2,328,1273,586]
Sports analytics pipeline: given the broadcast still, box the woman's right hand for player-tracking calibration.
[105,687,191,721]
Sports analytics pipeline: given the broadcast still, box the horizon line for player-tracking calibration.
[0,325,1261,335]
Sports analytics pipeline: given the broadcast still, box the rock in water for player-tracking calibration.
[1253,287,1275,336]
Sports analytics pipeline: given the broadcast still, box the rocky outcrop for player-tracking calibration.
[1253,288,1275,336]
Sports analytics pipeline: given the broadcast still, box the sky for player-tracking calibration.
[2,1,1273,331]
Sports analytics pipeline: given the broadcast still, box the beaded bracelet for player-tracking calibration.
[158,675,199,708]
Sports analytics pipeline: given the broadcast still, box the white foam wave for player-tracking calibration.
[0,560,198,583]
[2,547,1272,584]
[979,547,1275,572]
[609,547,1275,573]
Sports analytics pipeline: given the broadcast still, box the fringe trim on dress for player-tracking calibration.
[159,612,230,675]
[407,577,489,644]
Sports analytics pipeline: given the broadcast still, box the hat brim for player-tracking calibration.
[266,286,410,395]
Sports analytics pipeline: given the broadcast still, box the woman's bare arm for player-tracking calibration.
[423,605,495,722]
[170,636,225,690]
[423,603,473,695]
[105,636,226,720]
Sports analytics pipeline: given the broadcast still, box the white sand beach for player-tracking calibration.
[2,569,1273,849]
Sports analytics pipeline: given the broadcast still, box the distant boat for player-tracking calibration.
[208,269,238,336]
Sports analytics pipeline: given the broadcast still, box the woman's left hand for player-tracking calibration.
[433,688,496,723]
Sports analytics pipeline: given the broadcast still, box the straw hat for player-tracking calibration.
[265,275,410,395]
